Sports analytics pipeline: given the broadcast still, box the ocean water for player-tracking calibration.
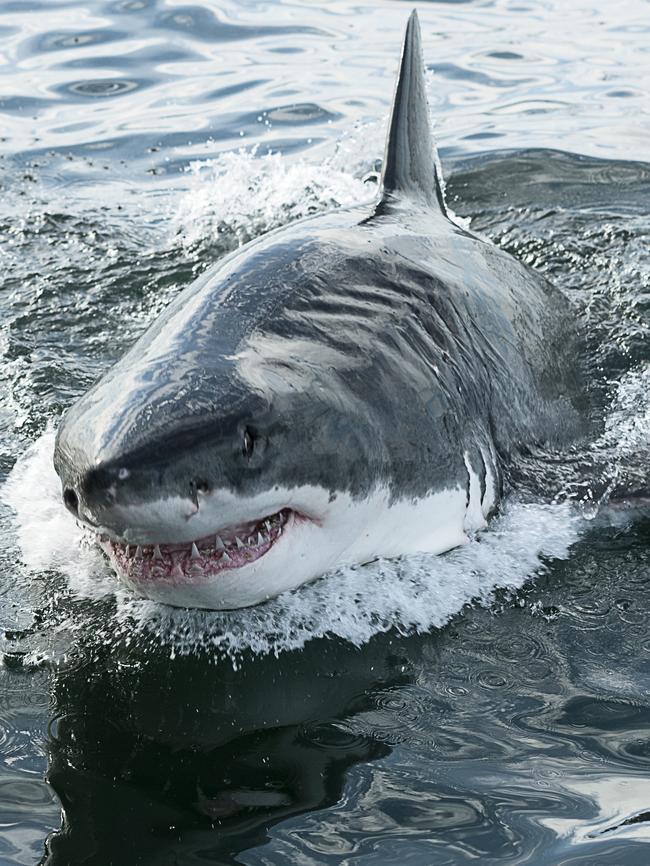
[0,1,649,864]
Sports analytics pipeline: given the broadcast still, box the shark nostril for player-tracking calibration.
[189,478,210,504]
[63,487,79,516]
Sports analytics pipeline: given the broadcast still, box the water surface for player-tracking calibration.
[0,1,649,864]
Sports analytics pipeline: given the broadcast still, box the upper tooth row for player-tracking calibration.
[122,527,280,560]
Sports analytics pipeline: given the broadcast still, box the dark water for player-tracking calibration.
[1,1,649,864]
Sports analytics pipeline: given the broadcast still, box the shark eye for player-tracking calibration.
[242,428,254,458]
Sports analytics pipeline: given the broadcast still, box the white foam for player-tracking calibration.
[1,430,582,658]
[1,428,112,595]
[578,363,650,512]
[171,145,372,250]
[599,363,650,457]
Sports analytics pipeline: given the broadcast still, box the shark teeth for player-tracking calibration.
[104,508,292,582]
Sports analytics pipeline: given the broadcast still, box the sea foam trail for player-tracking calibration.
[1,430,581,658]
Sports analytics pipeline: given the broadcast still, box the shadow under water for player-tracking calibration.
[41,633,399,865]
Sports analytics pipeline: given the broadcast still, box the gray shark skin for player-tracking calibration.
[54,12,587,609]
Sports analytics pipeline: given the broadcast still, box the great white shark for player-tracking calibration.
[53,11,586,609]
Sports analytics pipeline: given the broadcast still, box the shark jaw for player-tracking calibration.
[99,508,296,588]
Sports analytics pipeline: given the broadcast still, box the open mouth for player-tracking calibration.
[98,508,293,585]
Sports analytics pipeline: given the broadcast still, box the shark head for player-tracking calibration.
[54,13,491,608]
[54,272,395,609]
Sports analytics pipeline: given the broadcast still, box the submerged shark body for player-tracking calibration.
[54,13,586,609]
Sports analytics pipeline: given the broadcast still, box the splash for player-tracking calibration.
[587,363,650,506]
[115,501,579,657]
[600,364,650,458]
[171,145,374,251]
[1,430,581,659]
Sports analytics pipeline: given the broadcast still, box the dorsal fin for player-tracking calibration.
[380,10,447,214]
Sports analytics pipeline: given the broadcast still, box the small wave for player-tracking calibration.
[586,363,650,506]
[1,430,581,659]
[600,364,650,458]
[171,145,373,251]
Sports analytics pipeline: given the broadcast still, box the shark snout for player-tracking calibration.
[60,463,129,529]
[59,458,206,536]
